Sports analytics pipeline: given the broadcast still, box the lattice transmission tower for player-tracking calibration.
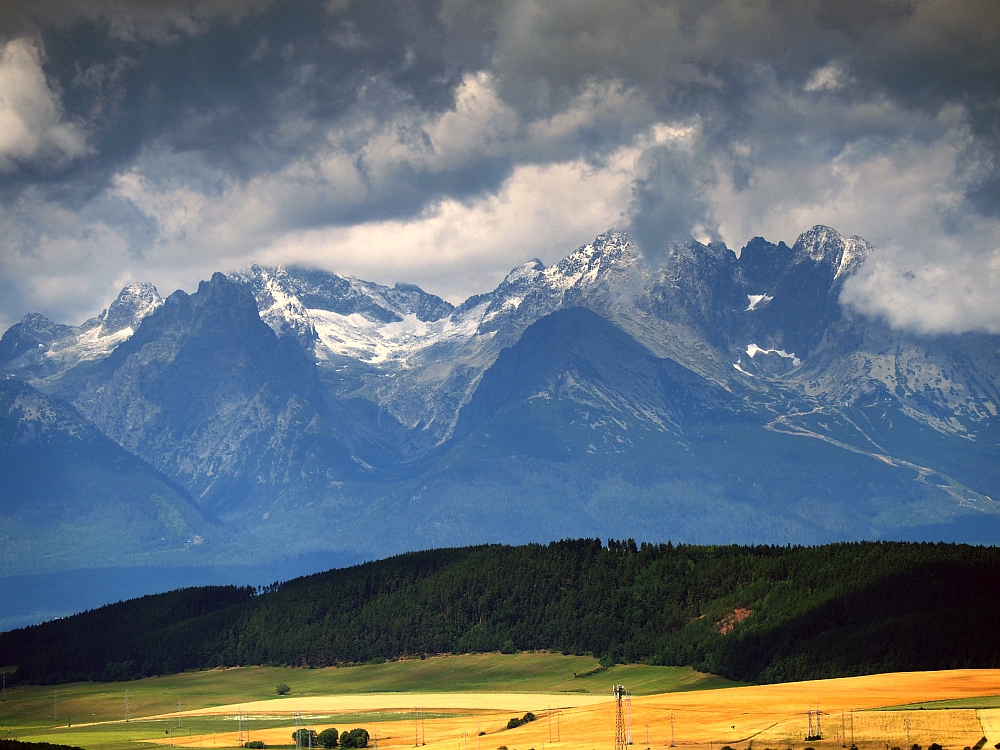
[614,685,627,750]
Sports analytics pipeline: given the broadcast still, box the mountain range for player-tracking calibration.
[2,225,999,584]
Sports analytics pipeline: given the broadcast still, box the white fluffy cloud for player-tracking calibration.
[0,39,87,172]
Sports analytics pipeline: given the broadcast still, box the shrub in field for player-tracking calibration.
[929,743,944,750]
[508,712,537,729]
[318,729,339,748]
[244,742,265,748]
[276,684,291,695]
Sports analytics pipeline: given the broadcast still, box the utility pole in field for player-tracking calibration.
[614,685,627,750]
[626,690,632,746]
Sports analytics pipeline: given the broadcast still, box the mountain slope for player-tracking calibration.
[376,307,999,548]
[65,273,405,522]
[0,379,209,576]
[0,224,998,573]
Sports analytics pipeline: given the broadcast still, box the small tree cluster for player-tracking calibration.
[244,742,265,748]
[506,713,536,730]
[276,684,291,696]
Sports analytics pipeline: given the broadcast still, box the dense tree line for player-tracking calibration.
[2,540,999,686]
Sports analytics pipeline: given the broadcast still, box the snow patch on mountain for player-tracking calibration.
[311,307,485,365]
[746,294,772,311]
[747,343,801,367]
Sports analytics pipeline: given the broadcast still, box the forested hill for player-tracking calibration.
[3,540,1000,686]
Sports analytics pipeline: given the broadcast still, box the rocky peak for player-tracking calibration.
[545,230,637,289]
[738,237,795,292]
[0,313,75,369]
[791,225,872,280]
[232,265,316,344]
[100,283,163,337]
[381,282,455,322]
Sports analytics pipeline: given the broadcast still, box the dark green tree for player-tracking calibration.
[318,729,339,748]
[340,729,369,748]
[293,729,318,747]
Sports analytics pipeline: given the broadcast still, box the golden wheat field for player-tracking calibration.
[143,670,1000,750]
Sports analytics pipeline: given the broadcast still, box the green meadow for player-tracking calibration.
[881,695,1000,710]
[0,652,735,750]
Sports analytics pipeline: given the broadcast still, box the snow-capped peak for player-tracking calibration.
[100,282,162,337]
[792,225,872,279]
[501,259,545,286]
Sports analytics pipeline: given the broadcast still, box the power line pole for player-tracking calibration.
[614,685,627,750]
[842,711,846,748]
[670,713,675,747]
[905,716,911,748]
[626,690,633,746]
[54,690,58,721]
[178,700,183,729]
[125,690,130,723]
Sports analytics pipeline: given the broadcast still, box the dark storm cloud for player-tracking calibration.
[0,0,998,333]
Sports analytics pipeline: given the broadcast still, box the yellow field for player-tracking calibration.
[137,670,1000,750]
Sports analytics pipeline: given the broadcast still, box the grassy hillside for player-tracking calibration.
[3,540,1000,686]
[0,654,731,731]
[4,667,1000,750]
